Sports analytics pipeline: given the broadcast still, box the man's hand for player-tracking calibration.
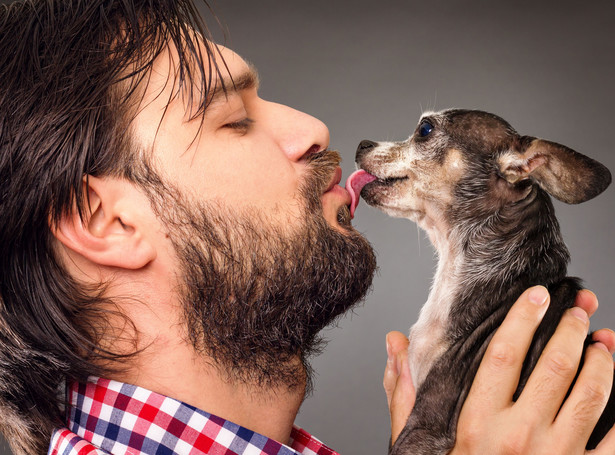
[384,329,415,445]
[383,286,615,453]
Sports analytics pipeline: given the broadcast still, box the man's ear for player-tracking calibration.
[53,176,157,269]
[497,136,612,204]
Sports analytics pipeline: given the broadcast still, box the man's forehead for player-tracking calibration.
[134,41,259,116]
[216,45,256,82]
[130,41,260,150]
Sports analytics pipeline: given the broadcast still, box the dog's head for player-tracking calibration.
[349,109,611,241]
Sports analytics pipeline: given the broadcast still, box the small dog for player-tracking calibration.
[346,109,613,454]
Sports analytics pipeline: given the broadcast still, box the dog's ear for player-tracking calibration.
[497,136,611,204]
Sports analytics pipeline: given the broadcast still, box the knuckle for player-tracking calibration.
[383,380,392,396]
[579,378,610,405]
[569,396,608,434]
[456,424,481,450]
[563,309,589,332]
[456,411,484,449]
[383,372,391,389]
[500,440,526,455]
[591,344,615,368]
[487,341,517,369]
[544,349,576,378]
[500,426,531,455]
[565,374,611,436]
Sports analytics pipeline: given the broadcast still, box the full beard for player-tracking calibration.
[140,150,377,392]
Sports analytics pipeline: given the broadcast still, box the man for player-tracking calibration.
[0,1,613,454]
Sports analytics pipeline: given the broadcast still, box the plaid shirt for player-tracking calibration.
[48,377,339,455]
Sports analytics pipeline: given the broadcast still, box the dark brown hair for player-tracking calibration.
[0,1,223,453]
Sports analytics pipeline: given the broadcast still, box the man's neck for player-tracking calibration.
[88,258,306,445]
[108,332,305,445]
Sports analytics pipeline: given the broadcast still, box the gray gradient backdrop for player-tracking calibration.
[1,1,614,454]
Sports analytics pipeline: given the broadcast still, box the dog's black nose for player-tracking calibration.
[356,140,377,158]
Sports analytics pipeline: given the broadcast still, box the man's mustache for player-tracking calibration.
[304,149,343,198]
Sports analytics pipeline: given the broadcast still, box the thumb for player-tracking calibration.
[384,331,415,445]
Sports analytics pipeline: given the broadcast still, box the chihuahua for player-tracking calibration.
[346,109,613,454]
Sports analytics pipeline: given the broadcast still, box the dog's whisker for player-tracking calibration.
[416,223,421,257]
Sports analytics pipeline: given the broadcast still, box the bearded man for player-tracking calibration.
[0,1,614,455]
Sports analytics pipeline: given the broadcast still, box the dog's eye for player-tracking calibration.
[418,120,434,137]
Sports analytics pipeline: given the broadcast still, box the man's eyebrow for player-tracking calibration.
[207,65,260,106]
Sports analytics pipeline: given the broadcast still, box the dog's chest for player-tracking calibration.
[408,256,459,389]
[408,315,448,388]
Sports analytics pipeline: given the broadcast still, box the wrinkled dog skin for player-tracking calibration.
[353,109,613,454]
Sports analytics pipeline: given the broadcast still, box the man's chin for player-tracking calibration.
[320,206,353,234]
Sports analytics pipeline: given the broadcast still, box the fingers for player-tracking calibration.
[452,287,613,454]
[389,351,414,445]
[593,329,615,354]
[575,289,599,317]
[554,342,614,450]
[465,286,550,411]
[384,331,409,406]
[517,306,590,422]
[384,331,414,446]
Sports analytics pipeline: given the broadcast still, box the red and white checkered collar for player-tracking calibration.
[48,377,339,455]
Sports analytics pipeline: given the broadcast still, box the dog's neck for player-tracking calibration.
[407,203,464,388]
[408,239,462,388]
[408,187,570,389]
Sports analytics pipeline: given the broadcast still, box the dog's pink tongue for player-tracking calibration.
[346,169,377,218]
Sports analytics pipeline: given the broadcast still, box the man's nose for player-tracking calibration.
[265,102,330,161]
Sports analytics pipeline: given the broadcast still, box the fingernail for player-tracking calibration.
[570,307,589,323]
[386,337,393,360]
[583,289,597,298]
[583,289,599,308]
[386,338,398,374]
[528,286,549,306]
[592,331,615,354]
[593,342,609,353]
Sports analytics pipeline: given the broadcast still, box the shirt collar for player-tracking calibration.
[65,377,338,455]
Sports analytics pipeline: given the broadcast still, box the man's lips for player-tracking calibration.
[322,166,379,220]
